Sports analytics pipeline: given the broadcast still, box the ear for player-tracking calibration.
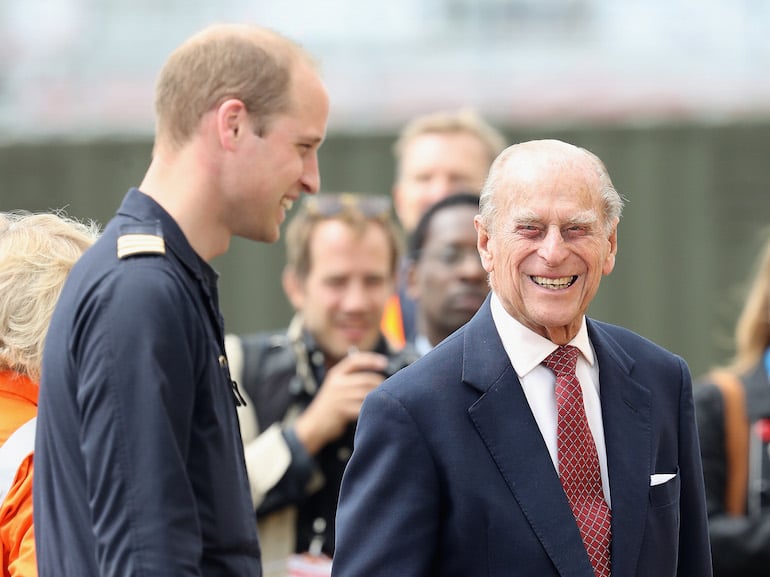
[602,219,619,276]
[216,99,249,151]
[475,215,494,273]
[282,267,305,310]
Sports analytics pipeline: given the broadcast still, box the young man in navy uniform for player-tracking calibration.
[33,24,329,577]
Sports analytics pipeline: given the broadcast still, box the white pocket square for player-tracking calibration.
[650,473,677,486]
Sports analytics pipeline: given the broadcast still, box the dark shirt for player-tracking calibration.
[695,360,770,577]
[34,188,261,577]
[238,326,417,556]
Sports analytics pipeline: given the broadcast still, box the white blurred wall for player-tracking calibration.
[1,0,768,140]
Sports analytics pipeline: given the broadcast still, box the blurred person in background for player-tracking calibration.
[405,193,488,355]
[695,233,770,577]
[225,193,417,577]
[33,23,329,577]
[0,211,96,577]
[382,108,507,349]
[333,139,711,577]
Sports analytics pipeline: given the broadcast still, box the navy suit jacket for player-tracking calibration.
[332,297,712,577]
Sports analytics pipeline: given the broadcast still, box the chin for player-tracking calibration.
[256,226,280,244]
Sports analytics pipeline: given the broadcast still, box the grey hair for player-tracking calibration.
[478,140,624,235]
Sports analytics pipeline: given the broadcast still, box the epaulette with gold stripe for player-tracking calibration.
[116,221,166,259]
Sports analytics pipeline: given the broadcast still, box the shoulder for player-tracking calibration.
[589,318,683,365]
[57,246,197,356]
[65,216,177,301]
[589,318,664,350]
[233,330,296,387]
[115,221,166,260]
[84,218,190,303]
[384,343,420,376]
[378,334,466,406]
[238,331,292,363]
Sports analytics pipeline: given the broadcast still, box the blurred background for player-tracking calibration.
[1,0,769,377]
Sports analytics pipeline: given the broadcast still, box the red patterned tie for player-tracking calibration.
[543,345,611,577]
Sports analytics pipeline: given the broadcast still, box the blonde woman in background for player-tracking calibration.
[0,211,97,577]
[695,234,770,577]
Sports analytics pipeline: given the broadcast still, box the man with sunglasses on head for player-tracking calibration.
[225,193,418,577]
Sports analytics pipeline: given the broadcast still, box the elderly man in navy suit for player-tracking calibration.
[331,139,712,577]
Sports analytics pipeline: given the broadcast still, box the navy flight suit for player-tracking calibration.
[34,188,261,576]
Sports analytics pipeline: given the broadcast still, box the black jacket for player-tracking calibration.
[236,325,417,556]
[695,362,770,576]
[35,189,260,577]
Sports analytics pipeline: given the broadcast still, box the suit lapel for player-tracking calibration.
[463,301,596,577]
[588,320,652,577]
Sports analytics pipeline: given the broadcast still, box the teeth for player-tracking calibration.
[281,198,294,211]
[531,275,577,289]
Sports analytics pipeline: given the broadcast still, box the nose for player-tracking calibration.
[538,226,569,264]
[300,153,321,194]
[341,280,370,313]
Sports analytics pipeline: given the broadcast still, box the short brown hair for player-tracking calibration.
[154,24,317,149]
[284,194,403,281]
[393,108,507,174]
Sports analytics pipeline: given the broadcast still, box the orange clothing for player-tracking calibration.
[0,370,37,577]
[380,294,406,350]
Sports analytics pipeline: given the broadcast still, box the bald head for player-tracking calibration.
[479,139,623,236]
[474,138,622,343]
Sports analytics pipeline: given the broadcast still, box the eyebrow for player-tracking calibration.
[510,208,539,225]
[300,135,324,146]
[567,210,599,226]
[510,208,598,227]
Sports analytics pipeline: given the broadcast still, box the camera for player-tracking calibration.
[380,356,412,379]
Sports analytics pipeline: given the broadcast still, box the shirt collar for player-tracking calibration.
[489,292,595,378]
[414,334,433,357]
[0,370,38,406]
[118,188,218,286]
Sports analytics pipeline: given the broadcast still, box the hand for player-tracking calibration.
[294,351,389,455]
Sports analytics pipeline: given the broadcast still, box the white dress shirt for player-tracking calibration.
[489,293,611,506]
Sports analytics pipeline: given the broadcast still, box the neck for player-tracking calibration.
[139,147,229,262]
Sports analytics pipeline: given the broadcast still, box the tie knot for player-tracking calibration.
[543,345,579,378]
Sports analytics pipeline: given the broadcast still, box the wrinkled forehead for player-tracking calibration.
[502,168,598,210]
[493,149,604,224]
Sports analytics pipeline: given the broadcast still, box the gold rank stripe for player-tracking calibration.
[117,234,166,259]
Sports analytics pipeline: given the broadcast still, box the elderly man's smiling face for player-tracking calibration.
[475,141,618,345]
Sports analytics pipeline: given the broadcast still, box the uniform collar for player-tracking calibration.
[117,188,218,286]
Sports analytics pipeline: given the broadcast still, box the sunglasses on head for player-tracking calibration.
[303,193,392,220]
